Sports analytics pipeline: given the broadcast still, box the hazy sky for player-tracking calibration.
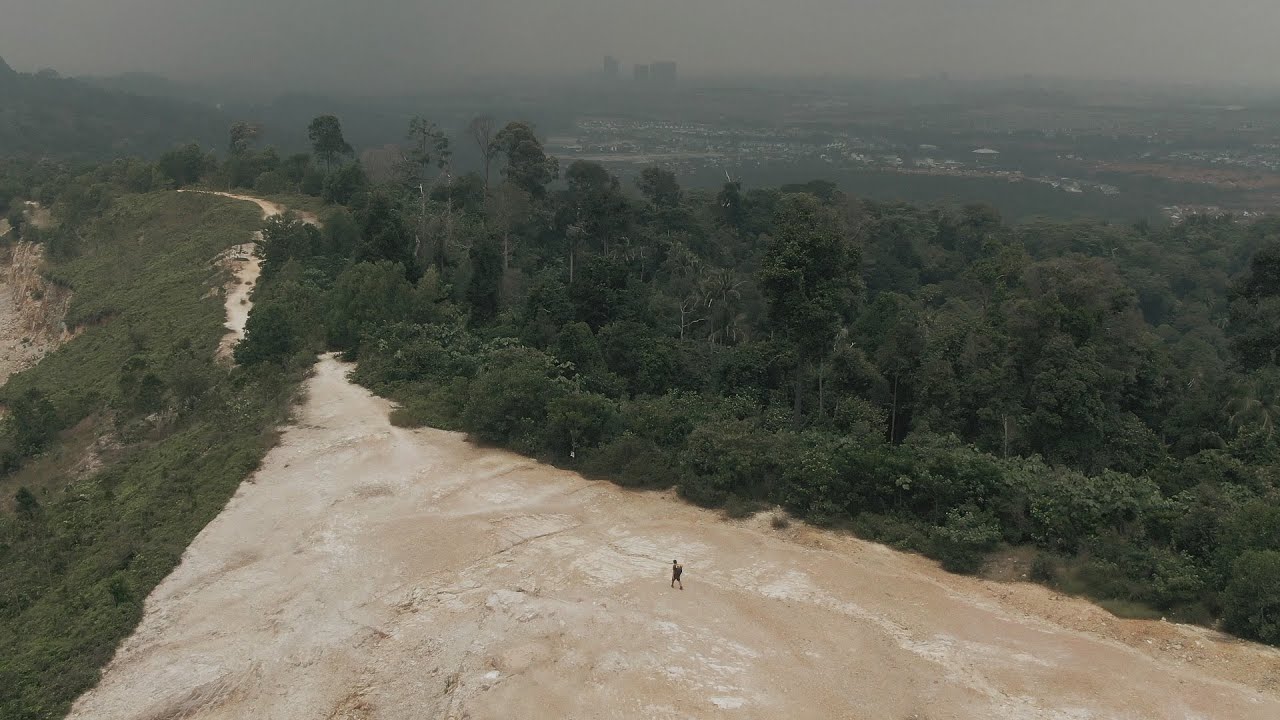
[2,0,1277,92]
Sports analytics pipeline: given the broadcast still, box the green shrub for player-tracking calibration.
[1222,550,1280,644]
[780,434,851,523]
[4,388,60,457]
[851,512,932,555]
[1096,598,1163,620]
[544,392,621,458]
[1026,468,1161,552]
[461,346,571,445]
[680,419,785,506]
[930,506,1001,574]
[325,261,416,351]
[234,302,298,365]
[386,379,469,430]
[722,495,765,519]
[579,433,677,489]
[253,171,287,195]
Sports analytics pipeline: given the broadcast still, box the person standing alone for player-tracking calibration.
[671,560,683,590]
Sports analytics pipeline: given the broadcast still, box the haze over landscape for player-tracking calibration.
[7,2,1280,719]
[4,0,1280,91]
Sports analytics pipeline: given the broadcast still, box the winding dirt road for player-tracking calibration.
[66,196,1280,720]
[176,190,317,359]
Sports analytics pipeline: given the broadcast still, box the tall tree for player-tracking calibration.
[563,160,628,282]
[355,191,415,274]
[468,115,498,192]
[491,121,558,198]
[405,116,450,186]
[308,115,353,172]
[228,121,260,156]
[717,180,745,230]
[403,117,452,268]
[758,194,858,427]
[1229,240,1280,369]
[467,233,504,322]
[637,166,681,208]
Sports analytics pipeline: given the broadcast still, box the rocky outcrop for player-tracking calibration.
[0,241,73,387]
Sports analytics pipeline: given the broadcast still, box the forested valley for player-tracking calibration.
[4,111,1280,716]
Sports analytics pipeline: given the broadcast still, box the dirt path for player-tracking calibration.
[67,351,1280,719]
[177,190,318,359]
[179,190,320,227]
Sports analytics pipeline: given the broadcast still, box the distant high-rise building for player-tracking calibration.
[604,56,620,80]
[633,64,650,82]
[651,61,677,85]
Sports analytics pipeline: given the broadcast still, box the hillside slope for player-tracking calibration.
[68,353,1280,719]
[0,192,303,720]
[0,57,224,159]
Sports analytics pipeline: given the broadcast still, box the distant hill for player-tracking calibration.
[78,71,211,103]
[0,57,226,160]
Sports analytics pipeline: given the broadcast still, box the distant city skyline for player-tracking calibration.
[6,1,1280,95]
[603,56,676,85]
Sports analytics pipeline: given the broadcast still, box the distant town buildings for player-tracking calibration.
[598,57,677,87]
[651,61,677,85]
[973,147,1000,166]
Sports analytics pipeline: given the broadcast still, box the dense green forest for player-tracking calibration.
[4,111,1280,716]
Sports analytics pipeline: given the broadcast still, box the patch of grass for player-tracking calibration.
[722,494,766,519]
[770,513,791,530]
[0,413,111,506]
[384,383,467,431]
[261,192,326,216]
[0,191,305,720]
[849,512,932,555]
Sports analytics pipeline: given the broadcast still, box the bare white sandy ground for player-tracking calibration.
[67,195,1280,720]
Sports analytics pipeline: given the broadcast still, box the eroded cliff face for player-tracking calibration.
[0,241,73,387]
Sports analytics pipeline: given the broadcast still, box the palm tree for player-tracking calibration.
[701,269,747,345]
[1225,373,1280,437]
